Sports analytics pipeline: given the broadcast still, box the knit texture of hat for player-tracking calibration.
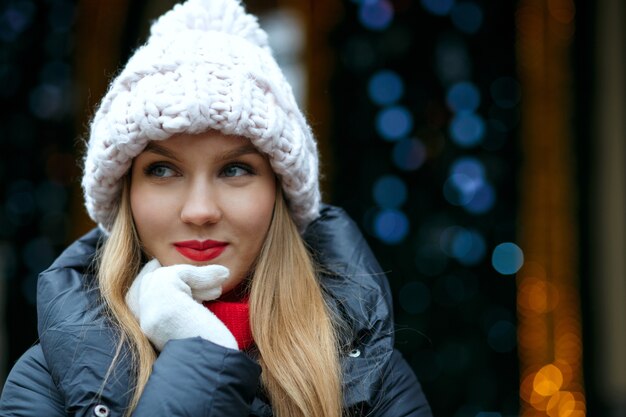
[82,0,320,232]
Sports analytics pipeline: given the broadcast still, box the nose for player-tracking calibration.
[180,180,222,226]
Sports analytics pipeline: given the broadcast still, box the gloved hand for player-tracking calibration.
[126,259,239,351]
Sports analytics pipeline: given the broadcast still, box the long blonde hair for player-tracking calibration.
[98,178,343,417]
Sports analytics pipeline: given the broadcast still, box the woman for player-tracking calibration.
[0,0,432,416]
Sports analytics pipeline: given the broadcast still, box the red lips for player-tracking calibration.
[173,240,228,262]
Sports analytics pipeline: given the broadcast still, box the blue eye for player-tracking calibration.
[146,164,176,178]
[222,165,251,177]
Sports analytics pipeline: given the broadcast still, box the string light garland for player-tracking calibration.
[516,0,586,415]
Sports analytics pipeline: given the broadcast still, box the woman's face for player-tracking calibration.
[130,131,276,294]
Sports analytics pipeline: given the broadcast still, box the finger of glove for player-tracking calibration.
[139,291,202,351]
[137,267,193,305]
[126,258,162,316]
[126,266,152,318]
[140,295,238,351]
[168,264,229,301]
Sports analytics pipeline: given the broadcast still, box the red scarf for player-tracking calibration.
[202,291,253,350]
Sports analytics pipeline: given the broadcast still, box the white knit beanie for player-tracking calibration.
[82,0,320,233]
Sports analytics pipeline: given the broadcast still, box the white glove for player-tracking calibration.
[126,259,239,351]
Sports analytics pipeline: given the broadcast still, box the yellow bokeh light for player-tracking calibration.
[533,364,563,396]
[530,389,550,411]
[521,371,537,403]
[519,277,560,314]
[547,391,575,417]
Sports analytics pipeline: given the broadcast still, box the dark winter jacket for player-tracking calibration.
[0,205,432,416]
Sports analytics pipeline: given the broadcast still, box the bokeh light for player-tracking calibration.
[435,36,471,84]
[447,81,480,113]
[0,1,36,42]
[376,105,413,140]
[464,182,496,214]
[449,112,485,147]
[450,2,483,34]
[373,208,409,244]
[421,0,455,16]
[518,277,560,314]
[29,83,67,120]
[487,320,516,353]
[492,242,524,275]
[392,138,427,171]
[358,0,394,31]
[450,156,484,184]
[450,228,486,265]
[533,364,563,397]
[372,175,407,208]
[368,69,404,105]
[443,174,477,206]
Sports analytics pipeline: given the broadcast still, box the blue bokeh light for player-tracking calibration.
[449,113,485,147]
[464,182,495,214]
[435,36,471,84]
[440,226,486,266]
[443,174,477,206]
[399,281,431,314]
[446,81,480,113]
[373,209,409,244]
[450,157,484,182]
[29,83,66,120]
[373,175,407,208]
[421,0,455,16]
[368,70,404,105]
[450,228,486,266]
[492,242,524,275]
[0,1,36,42]
[359,0,394,31]
[376,106,413,141]
[451,2,483,34]
[392,138,426,171]
[448,157,495,214]
[487,320,517,353]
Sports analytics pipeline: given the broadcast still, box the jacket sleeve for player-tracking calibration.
[369,349,432,417]
[132,337,261,416]
[0,345,65,417]
[36,229,262,416]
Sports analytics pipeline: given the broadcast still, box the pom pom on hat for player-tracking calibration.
[82,0,320,232]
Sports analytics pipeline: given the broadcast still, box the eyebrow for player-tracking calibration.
[144,142,181,162]
[143,141,262,162]
[216,143,262,161]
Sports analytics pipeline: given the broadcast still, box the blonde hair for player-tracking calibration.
[98,179,343,417]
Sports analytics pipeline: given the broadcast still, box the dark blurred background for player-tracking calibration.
[1,1,624,416]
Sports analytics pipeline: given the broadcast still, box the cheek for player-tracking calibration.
[235,186,275,238]
[130,183,178,244]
